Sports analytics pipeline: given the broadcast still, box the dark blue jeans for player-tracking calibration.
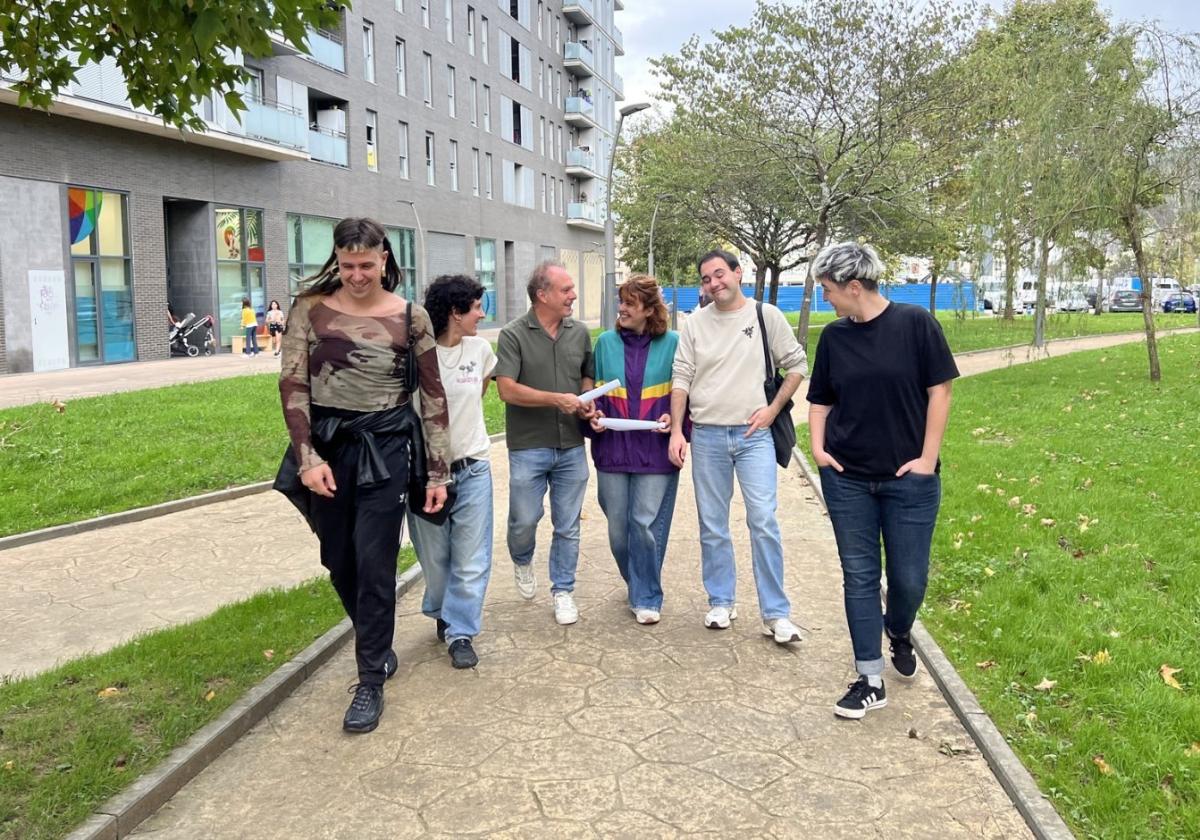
[819,467,941,676]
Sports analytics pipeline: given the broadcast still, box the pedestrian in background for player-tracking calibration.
[265,299,286,356]
[241,297,260,357]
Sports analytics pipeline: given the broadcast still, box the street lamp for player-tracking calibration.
[647,191,674,324]
[602,101,651,330]
[397,199,426,297]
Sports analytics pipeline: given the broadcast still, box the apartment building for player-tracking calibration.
[0,0,626,373]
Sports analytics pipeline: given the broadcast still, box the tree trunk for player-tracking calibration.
[1093,272,1105,316]
[1003,234,1017,321]
[928,258,939,314]
[767,263,781,306]
[797,223,827,347]
[1125,213,1161,382]
[1033,235,1050,348]
[753,262,767,302]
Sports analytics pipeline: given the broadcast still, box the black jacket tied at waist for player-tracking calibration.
[274,403,423,531]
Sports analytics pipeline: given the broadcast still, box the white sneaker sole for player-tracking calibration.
[704,607,738,629]
[892,659,919,682]
[555,611,579,626]
[762,623,802,644]
[834,697,888,719]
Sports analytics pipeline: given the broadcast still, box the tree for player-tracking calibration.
[653,0,979,346]
[0,0,342,130]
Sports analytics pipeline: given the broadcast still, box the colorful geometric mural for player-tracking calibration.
[68,188,101,246]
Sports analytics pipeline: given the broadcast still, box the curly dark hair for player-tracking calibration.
[424,274,485,337]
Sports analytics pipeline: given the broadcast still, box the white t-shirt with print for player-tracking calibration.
[436,335,497,463]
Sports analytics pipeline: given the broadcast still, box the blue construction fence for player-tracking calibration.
[660,282,977,313]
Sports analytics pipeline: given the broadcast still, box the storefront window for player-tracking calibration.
[67,187,134,363]
[287,213,337,294]
[215,207,266,348]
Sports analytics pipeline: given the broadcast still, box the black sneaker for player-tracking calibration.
[888,632,918,681]
[343,683,384,733]
[448,638,479,669]
[834,676,887,719]
[384,649,398,681]
[436,618,449,642]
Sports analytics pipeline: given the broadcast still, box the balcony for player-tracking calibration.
[563,42,595,77]
[308,126,349,166]
[267,30,304,58]
[214,95,308,150]
[304,28,346,72]
[564,96,598,129]
[612,25,624,56]
[614,72,625,101]
[567,202,603,231]
[565,147,600,179]
[614,0,624,9]
[561,0,595,26]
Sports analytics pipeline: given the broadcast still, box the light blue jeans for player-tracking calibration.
[408,459,493,643]
[507,446,590,594]
[596,470,679,611]
[690,424,791,620]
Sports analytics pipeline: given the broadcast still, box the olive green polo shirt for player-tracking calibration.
[494,309,595,451]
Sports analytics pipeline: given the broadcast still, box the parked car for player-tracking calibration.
[1109,290,1144,313]
[1161,292,1197,314]
[1058,292,1090,312]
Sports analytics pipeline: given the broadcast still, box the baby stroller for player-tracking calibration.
[169,313,217,357]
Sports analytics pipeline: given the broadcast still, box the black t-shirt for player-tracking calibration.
[806,302,959,481]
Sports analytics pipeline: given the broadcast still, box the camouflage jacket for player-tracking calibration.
[279,294,451,485]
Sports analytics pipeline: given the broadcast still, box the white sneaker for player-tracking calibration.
[704,605,737,629]
[553,591,579,625]
[514,563,536,600]
[633,607,661,625]
[763,617,804,644]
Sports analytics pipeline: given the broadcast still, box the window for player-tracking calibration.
[480,16,489,63]
[362,22,375,83]
[557,124,564,162]
[485,152,493,198]
[243,66,264,102]
[471,147,480,196]
[398,121,410,178]
[538,59,544,99]
[541,173,548,211]
[395,0,404,10]
[213,206,266,350]
[365,109,378,171]
[503,160,535,208]
[467,7,476,55]
[539,116,545,156]
[449,140,459,191]
[287,213,335,295]
[507,0,530,29]
[423,52,433,106]
[482,84,491,131]
[444,0,453,41]
[383,226,418,300]
[425,132,436,185]
[395,40,407,95]
[537,0,543,39]
[67,187,134,363]
[421,0,430,27]
[447,65,456,117]
[469,77,478,125]
[500,96,533,150]
[475,239,497,318]
[554,14,559,52]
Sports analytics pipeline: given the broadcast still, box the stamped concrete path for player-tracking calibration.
[131,443,1031,839]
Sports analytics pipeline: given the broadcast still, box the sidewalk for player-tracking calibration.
[130,447,1032,838]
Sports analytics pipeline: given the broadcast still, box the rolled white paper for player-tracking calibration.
[578,379,621,403]
[597,417,667,431]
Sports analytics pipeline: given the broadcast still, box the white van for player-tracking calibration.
[1152,278,1182,306]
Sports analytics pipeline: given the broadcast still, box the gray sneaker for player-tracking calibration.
[514,562,536,600]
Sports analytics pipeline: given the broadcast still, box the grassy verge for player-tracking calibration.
[0,550,415,840]
[801,334,1200,837]
[0,377,507,538]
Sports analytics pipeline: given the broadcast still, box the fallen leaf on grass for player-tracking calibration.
[1040,518,1056,527]
[1092,649,1112,665]
[51,399,67,414]
[1092,755,1114,775]
[263,649,275,660]
[1161,664,1184,691]
[984,566,995,577]
[113,755,127,772]
[1186,743,1200,757]
[1035,678,1057,691]
[976,660,997,670]
[204,690,216,702]
[1008,496,1021,508]
[3,760,13,771]
[97,686,121,698]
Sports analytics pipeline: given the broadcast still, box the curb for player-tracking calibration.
[792,446,1074,840]
[1,433,511,552]
[65,561,426,840]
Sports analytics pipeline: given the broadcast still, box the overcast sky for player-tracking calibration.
[619,0,1200,113]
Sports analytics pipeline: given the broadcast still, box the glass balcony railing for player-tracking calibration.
[564,41,595,74]
[305,28,346,72]
[308,127,349,166]
[612,26,624,54]
[567,202,599,223]
[239,97,308,149]
[566,147,597,172]
[613,72,625,100]
[561,0,595,24]
[564,96,595,121]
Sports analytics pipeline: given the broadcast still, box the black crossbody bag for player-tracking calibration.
[756,302,796,468]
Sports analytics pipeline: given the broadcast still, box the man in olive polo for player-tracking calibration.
[495,261,596,625]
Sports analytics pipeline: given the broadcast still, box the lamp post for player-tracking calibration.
[397,199,426,297]
[647,191,673,322]
[602,101,651,330]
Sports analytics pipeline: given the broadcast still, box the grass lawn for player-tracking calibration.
[801,333,1200,837]
[0,550,415,840]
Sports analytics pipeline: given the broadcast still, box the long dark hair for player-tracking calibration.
[424,274,485,337]
[299,217,402,297]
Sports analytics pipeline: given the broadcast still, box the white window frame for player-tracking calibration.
[425,132,436,185]
[481,16,489,63]
[449,139,459,191]
[362,21,376,83]
[395,39,407,96]
[482,84,491,132]
[423,52,433,107]
[398,121,410,178]
[467,6,476,55]
[447,65,456,117]
[472,147,480,196]
[444,0,453,41]
[485,152,493,198]
[469,77,478,126]
[421,0,430,27]
[365,109,378,171]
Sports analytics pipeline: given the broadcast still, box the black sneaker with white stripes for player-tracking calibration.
[889,632,918,680]
[834,676,887,719]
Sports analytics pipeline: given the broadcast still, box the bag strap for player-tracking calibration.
[405,299,419,394]
[755,301,774,381]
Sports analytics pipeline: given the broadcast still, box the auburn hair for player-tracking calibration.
[619,274,670,337]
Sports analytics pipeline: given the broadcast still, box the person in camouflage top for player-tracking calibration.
[276,217,450,734]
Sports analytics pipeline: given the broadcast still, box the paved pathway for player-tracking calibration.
[132,447,1030,839]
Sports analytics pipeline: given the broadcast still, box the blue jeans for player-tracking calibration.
[243,326,259,354]
[819,467,942,676]
[596,470,679,610]
[408,459,493,643]
[690,424,790,620]
[507,446,589,594]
